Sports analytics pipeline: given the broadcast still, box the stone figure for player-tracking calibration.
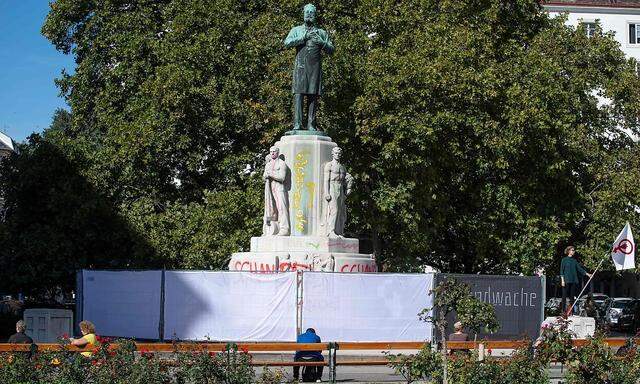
[284,3,334,131]
[263,146,290,236]
[322,147,353,237]
[313,254,335,272]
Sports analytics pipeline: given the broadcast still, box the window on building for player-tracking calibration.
[630,23,640,44]
[582,22,596,38]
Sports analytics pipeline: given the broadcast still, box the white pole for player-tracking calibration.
[566,256,606,317]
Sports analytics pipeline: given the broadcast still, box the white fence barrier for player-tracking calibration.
[302,273,434,341]
[81,270,162,339]
[78,270,444,342]
[163,271,297,341]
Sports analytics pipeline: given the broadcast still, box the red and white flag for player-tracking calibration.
[611,222,635,271]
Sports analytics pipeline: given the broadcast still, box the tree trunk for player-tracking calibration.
[372,227,383,271]
[440,322,448,384]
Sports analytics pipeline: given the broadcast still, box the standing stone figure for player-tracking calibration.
[323,147,353,237]
[284,3,334,131]
[263,146,290,236]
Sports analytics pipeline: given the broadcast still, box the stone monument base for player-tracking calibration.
[229,251,376,273]
[229,236,377,273]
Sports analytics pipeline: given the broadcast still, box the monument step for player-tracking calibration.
[250,236,359,253]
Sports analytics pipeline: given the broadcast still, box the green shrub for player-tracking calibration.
[175,342,254,384]
[386,343,442,383]
[448,355,501,384]
[500,346,548,384]
[534,317,575,364]
[0,339,257,384]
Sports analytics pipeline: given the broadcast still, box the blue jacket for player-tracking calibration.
[295,331,323,360]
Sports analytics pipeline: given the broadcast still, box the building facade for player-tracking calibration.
[544,1,640,63]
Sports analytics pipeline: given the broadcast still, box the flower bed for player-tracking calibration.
[0,339,274,384]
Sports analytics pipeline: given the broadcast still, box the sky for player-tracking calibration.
[0,0,75,143]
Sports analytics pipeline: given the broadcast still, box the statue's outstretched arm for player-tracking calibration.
[284,27,305,48]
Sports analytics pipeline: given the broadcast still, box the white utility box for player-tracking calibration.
[24,308,74,343]
[543,316,596,339]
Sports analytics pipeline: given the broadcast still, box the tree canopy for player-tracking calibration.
[1,0,639,295]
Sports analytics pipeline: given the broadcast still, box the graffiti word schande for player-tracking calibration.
[234,261,277,273]
[339,263,377,273]
[278,261,312,272]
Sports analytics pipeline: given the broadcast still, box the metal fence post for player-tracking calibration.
[296,271,303,336]
[159,269,166,342]
[75,270,84,336]
[540,274,546,325]
[329,342,338,383]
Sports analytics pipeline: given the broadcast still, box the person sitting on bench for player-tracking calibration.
[294,328,324,382]
[448,321,470,356]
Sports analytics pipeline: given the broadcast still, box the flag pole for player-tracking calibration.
[565,256,606,317]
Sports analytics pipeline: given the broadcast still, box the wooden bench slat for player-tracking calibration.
[0,338,633,353]
[337,342,425,350]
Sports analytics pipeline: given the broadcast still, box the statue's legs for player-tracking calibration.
[277,195,290,235]
[307,94,318,131]
[272,184,290,236]
[326,183,341,237]
[335,194,346,235]
[294,94,304,130]
[263,180,278,236]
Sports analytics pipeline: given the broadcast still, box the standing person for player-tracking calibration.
[8,320,33,344]
[561,246,591,315]
[70,320,98,357]
[293,328,324,382]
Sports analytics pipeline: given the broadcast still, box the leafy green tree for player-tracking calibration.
[0,128,155,296]
[350,2,640,273]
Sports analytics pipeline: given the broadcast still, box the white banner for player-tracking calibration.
[301,273,434,342]
[82,270,162,339]
[164,271,297,341]
[611,222,635,271]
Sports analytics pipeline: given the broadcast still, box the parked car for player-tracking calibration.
[545,297,562,316]
[592,294,612,317]
[606,298,635,330]
[576,294,610,319]
[617,299,640,332]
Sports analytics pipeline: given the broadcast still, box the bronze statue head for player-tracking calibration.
[303,3,317,25]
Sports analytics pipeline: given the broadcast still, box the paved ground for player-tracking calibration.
[257,363,573,383]
[251,352,589,383]
[255,365,573,383]
[254,365,404,383]
[252,351,405,382]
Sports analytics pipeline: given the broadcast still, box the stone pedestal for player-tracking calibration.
[229,134,377,273]
[277,134,335,236]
